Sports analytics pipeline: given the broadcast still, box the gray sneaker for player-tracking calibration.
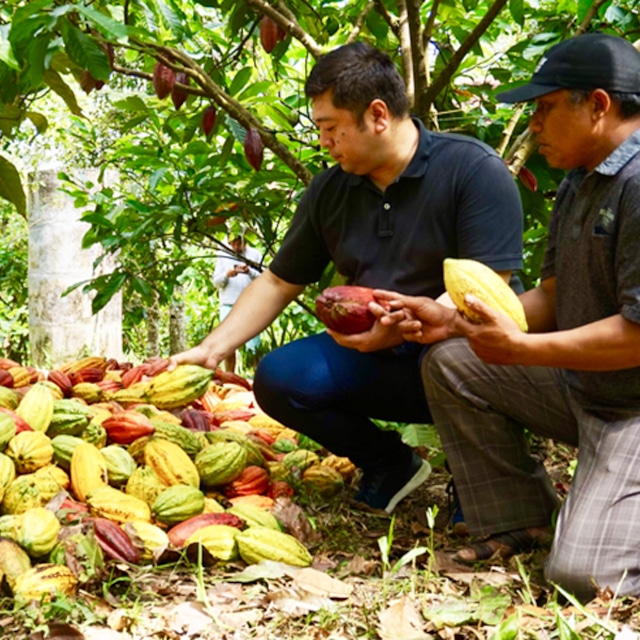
[354,452,432,513]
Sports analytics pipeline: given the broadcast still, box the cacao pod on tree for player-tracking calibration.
[202,105,217,137]
[152,62,176,100]
[171,71,189,110]
[244,128,264,171]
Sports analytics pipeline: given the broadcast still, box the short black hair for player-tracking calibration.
[305,42,409,123]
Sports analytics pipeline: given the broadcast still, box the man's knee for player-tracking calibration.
[544,553,599,603]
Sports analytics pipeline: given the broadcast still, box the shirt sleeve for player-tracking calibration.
[455,154,524,271]
[269,178,332,285]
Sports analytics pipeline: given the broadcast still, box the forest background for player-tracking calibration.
[0,0,634,366]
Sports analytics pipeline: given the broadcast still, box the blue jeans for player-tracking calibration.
[253,332,431,473]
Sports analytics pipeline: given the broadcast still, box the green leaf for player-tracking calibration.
[509,0,524,26]
[60,20,111,81]
[43,69,82,116]
[74,5,129,41]
[400,423,441,449]
[90,272,128,314]
[0,155,26,216]
[156,0,185,39]
[489,614,519,640]
[26,111,48,134]
[229,67,253,97]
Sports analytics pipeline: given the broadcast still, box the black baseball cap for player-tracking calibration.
[496,32,640,103]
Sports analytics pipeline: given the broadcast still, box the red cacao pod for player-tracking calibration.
[518,166,538,192]
[144,357,170,377]
[0,370,14,388]
[315,285,376,334]
[47,370,73,397]
[0,407,33,433]
[167,512,245,548]
[267,479,295,499]
[202,105,217,137]
[213,368,252,390]
[181,408,214,432]
[244,128,264,171]
[259,15,280,54]
[171,71,189,110]
[69,367,105,385]
[224,465,270,498]
[91,517,140,564]
[121,365,147,388]
[152,62,175,100]
[102,410,156,445]
[0,358,20,370]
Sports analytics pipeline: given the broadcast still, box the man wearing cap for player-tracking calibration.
[374,32,640,601]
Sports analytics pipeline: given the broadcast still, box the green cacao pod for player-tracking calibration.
[46,399,92,437]
[195,441,247,487]
[152,484,205,526]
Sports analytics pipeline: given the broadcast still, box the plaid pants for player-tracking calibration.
[423,338,640,601]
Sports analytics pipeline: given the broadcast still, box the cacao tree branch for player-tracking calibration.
[404,0,425,113]
[495,103,527,158]
[242,0,324,58]
[148,44,314,186]
[420,0,508,116]
[575,0,609,33]
[346,1,376,45]
[395,0,415,107]
[373,0,399,35]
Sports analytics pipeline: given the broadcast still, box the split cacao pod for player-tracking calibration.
[315,285,377,334]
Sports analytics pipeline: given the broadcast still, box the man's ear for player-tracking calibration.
[368,98,390,132]
[591,88,612,120]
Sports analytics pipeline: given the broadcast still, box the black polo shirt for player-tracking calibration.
[270,118,523,298]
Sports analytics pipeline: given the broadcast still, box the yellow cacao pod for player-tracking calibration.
[125,465,167,506]
[146,365,214,410]
[70,441,109,502]
[184,524,240,561]
[1,476,42,515]
[124,520,170,562]
[5,430,54,474]
[0,506,61,557]
[0,452,16,493]
[0,537,32,590]
[13,563,77,601]
[236,527,312,567]
[144,438,200,488]
[86,485,152,524]
[443,258,528,332]
[227,503,281,531]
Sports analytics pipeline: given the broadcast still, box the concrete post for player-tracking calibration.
[27,169,123,367]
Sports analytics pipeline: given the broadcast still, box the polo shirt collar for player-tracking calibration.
[595,127,640,176]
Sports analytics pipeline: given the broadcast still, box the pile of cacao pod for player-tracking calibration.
[0,355,356,602]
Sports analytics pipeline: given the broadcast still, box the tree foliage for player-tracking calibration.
[1,0,639,351]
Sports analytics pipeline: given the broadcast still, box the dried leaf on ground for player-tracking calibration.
[292,567,353,598]
[378,595,432,640]
[271,497,322,544]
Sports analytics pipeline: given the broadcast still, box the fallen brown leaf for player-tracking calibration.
[378,595,432,640]
[292,567,353,599]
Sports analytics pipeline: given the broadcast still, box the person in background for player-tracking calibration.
[374,32,640,601]
[171,41,524,514]
[212,232,262,373]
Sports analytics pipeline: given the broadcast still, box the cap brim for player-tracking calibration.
[496,82,563,103]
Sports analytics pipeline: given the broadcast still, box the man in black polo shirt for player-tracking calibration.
[172,42,524,513]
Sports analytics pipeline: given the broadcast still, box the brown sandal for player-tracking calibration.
[454,527,551,564]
